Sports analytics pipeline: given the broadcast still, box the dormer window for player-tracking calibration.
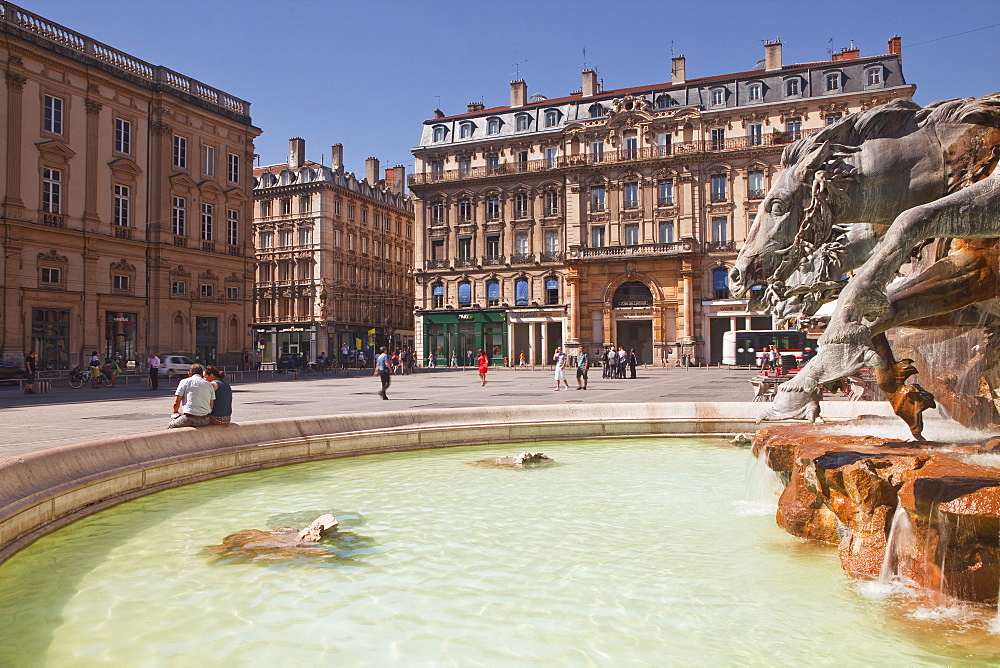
[459,122,474,139]
[784,77,802,97]
[432,125,447,142]
[515,114,530,131]
[655,94,671,109]
[746,82,763,102]
[710,87,726,107]
[589,103,605,118]
[865,66,883,87]
[487,117,501,135]
[544,109,560,128]
[824,71,842,92]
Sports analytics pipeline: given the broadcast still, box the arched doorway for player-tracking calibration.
[612,281,654,365]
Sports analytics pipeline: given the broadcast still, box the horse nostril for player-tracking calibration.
[729,267,741,285]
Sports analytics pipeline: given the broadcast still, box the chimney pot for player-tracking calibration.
[888,35,902,55]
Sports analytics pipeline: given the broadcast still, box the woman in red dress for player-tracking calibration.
[477,349,489,386]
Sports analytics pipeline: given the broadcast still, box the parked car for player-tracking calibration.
[0,363,27,383]
[158,355,195,379]
[276,353,301,370]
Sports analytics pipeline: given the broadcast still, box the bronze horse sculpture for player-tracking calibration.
[730,93,1000,438]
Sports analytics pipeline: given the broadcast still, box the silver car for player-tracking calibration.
[158,355,195,379]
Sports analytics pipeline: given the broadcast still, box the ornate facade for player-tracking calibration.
[0,3,259,368]
[252,139,414,365]
[410,38,914,365]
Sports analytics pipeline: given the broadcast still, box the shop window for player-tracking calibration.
[545,276,559,305]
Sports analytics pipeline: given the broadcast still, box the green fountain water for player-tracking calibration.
[0,437,994,664]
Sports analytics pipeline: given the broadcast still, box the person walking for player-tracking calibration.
[427,351,436,369]
[24,348,37,395]
[106,357,122,387]
[450,350,458,368]
[146,352,160,390]
[628,348,638,379]
[374,346,391,400]
[518,350,527,367]
[205,366,232,426]
[552,346,569,390]
[477,349,489,386]
[576,345,589,390]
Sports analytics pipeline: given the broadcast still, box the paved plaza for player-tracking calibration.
[0,365,790,456]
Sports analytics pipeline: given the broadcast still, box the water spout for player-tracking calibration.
[878,501,917,587]
[739,448,784,515]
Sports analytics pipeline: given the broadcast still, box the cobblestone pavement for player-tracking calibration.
[0,365,789,456]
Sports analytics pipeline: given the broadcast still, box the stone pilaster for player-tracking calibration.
[3,70,27,214]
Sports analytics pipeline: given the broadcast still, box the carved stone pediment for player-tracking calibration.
[198,180,225,197]
[199,269,218,280]
[36,139,76,164]
[170,265,191,277]
[225,272,241,283]
[169,172,198,190]
[37,249,68,263]
[110,258,136,272]
[108,157,143,179]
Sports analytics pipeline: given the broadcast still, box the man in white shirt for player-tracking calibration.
[168,364,215,428]
[374,346,390,400]
[147,352,160,390]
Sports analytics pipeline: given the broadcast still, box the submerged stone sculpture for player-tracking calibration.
[754,420,1000,603]
[205,513,339,559]
[730,93,1000,438]
[475,451,552,467]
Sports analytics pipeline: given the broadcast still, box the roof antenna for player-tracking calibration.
[512,60,527,79]
[582,46,591,70]
[827,36,834,57]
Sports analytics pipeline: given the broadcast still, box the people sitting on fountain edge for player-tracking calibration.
[168,364,215,429]
[204,366,232,426]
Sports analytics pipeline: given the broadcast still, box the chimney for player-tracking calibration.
[365,157,380,185]
[888,35,901,55]
[433,108,445,118]
[467,102,485,113]
[510,80,527,108]
[288,137,305,169]
[582,69,598,97]
[385,165,406,195]
[831,45,861,62]
[671,55,686,84]
[330,143,343,171]
[764,40,782,71]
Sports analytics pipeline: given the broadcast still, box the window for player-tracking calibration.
[866,67,883,86]
[334,199,342,216]
[826,113,843,126]
[544,189,559,216]
[348,203,356,221]
[280,229,293,247]
[786,118,802,141]
[486,195,501,221]
[432,284,445,308]
[624,223,639,246]
[43,95,63,134]
[514,192,528,219]
[545,276,559,305]
[486,280,500,306]
[227,210,239,245]
[430,239,444,260]
[623,135,638,159]
[514,232,528,255]
[113,275,131,292]
[590,141,605,163]
[487,117,501,135]
[201,203,214,240]
[299,195,311,214]
[515,150,529,170]
[748,170,765,199]
[591,185,606,212]
[515,114,530,131]
[41,267,62,284]
[545,230,559,254]
[785,77,801,97]
[713,267,730,299]
[173,135,187,168]
[260,200,272,218]
[589,103,605,118]
[544,109,559,127]
[486,235,500,258]
[227,286,239,300]
[458,281,472,306]
[298,227,312,246]
[711,174,727,202]
[228,153,240,183]
[591,225,606,247]
[171,197,186,235]
[544,146,558,168]
[115,119,131,154]
[623,182,639,210]
[430,202,444,224]
[658,221,674,243]
[201,284,214,298]
[747,123,763,147]
[259,231,273,249]
[710,127,725,151]
[281,198,292,216]
[712,216,727,243]
[655,94,671,109]
[113,184,130,227]
[515,278,529,306]
[825,72,841,92]
[657,133,672,156]
[658,179,674,206]
[460,123,473,139]
[202,145,215,176]
[486,155,500,174]
[458,237,472,259]
[711,88,725,106]
[458,198,473,222]
[747,82,762,102]
[171,281,186,296]
[432,126,446,142]
[42,167,61,213]
[458,158,471,177]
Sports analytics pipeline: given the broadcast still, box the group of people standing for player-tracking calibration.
[601,346,639,379]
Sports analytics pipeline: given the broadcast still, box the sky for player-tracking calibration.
[26,0,1000,179]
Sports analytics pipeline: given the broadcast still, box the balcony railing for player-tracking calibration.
[575,242,687,260]
[483,255,505,266]
[710,193,728,203]
[657,198,675,207]
[454,257,477,268]
[706,241,737,252]
[228,245,242,256]
[172,235,187,248]
[540,251,563,262]
[410,131,806,186]
[748,189,766,200]
[511,253,535,264]
[426,259,448,269]
[202,240,216,253]
[112,224,132,239]
[40,212,66,228]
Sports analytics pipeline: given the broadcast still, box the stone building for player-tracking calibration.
[410,37,914,366]
[0,3,259,369]
[252,139,414,366]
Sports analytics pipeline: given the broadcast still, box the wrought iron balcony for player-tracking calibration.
[540,251,563,262]
[511,253,535,264]
[426,259,449,269]
[482,255,506,266]
[454,257,477,268]
[657,198,674,207]
[748,189,766,200]
[710,193,728,203]
[706,241,737,252]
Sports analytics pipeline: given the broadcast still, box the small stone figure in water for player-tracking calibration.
[205,513,339,560]
[475,451,553,467]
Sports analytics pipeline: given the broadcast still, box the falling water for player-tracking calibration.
[738,448,784,515]
[878,501,916,587]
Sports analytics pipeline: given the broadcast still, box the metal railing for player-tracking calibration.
[575,242,687,259]
[511,253,535,264]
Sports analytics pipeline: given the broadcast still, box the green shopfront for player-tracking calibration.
[423,311,506,367]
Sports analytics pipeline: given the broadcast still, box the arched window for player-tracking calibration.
[431,283,444,308]
[784,77,801,97]
[865,66,883,86]
[486,279,500,306]
[458,281,472,306]
[710,87,726,106]
[515,278,529,306]
[655,94,671,109]
[487,117,501,135]
[544,109,559,127]
[515,114,530,131]
[746,82,763,102]
[713,268,730,299]
[613,281,653,308]
[460,122,474,139]
[545,276,559,305]
[589,103,605,118]
[432,126,447,142]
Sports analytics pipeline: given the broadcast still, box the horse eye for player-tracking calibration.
[770,200,786,216]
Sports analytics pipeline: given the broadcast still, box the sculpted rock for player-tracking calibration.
[754,420,1000,602]
[475,451,552,467]
[206,513,339,560]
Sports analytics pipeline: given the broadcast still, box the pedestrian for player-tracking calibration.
[427,351,436,368]
[107,357,122,387]
[146,352,160,390]
[618,346,628,379]
[466,349,473,367]
[450,350,458,368]
[242,349,250,372]
[88,351,102,388]
[519,350,527,367]
[607,346,617,379]
[628,348,638,379]
[477,348,489,386]
[552,346,569,390]
[168,364,215,428]
[24,348,37,395]
[205,366,232,426]
[576,345,588,390]
[601,346,610,378]
[374,346,391,400]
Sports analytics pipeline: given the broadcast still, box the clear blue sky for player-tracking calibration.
[30,0,1000,179]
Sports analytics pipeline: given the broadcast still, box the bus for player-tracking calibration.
[721,330,817,368]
